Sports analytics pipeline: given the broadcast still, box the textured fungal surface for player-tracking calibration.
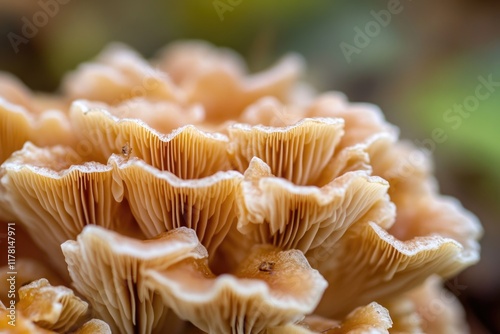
[0,41,482,334]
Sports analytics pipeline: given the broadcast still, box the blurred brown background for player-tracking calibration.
[1,0,499,332]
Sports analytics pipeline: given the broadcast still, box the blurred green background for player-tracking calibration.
[1,0,499,332]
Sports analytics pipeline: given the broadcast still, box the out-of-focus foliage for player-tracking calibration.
[410,51,500,185]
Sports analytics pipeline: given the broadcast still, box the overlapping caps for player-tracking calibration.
[0,41,482,333]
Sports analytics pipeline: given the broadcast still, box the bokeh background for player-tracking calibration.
[1,0,498,332]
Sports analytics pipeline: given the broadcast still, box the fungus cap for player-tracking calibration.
[62,225,204,334]
[147,244,327,334]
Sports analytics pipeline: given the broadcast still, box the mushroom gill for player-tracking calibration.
[1,142,136,275]
[237,157,389,252]
[307,98,483,266]
[62,225,202,334]
[146,244,327,334]
[0,41,483,334]
[227,118,344,186]
[315,221,472,318]
[304,93,398,150]
[110,154,242,255]
[76,99,205,135]
[70,101,231,176]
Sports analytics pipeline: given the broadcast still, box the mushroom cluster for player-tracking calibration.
[0,41,482,333]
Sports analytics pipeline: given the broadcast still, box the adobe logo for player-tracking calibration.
[7,0,72,53]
